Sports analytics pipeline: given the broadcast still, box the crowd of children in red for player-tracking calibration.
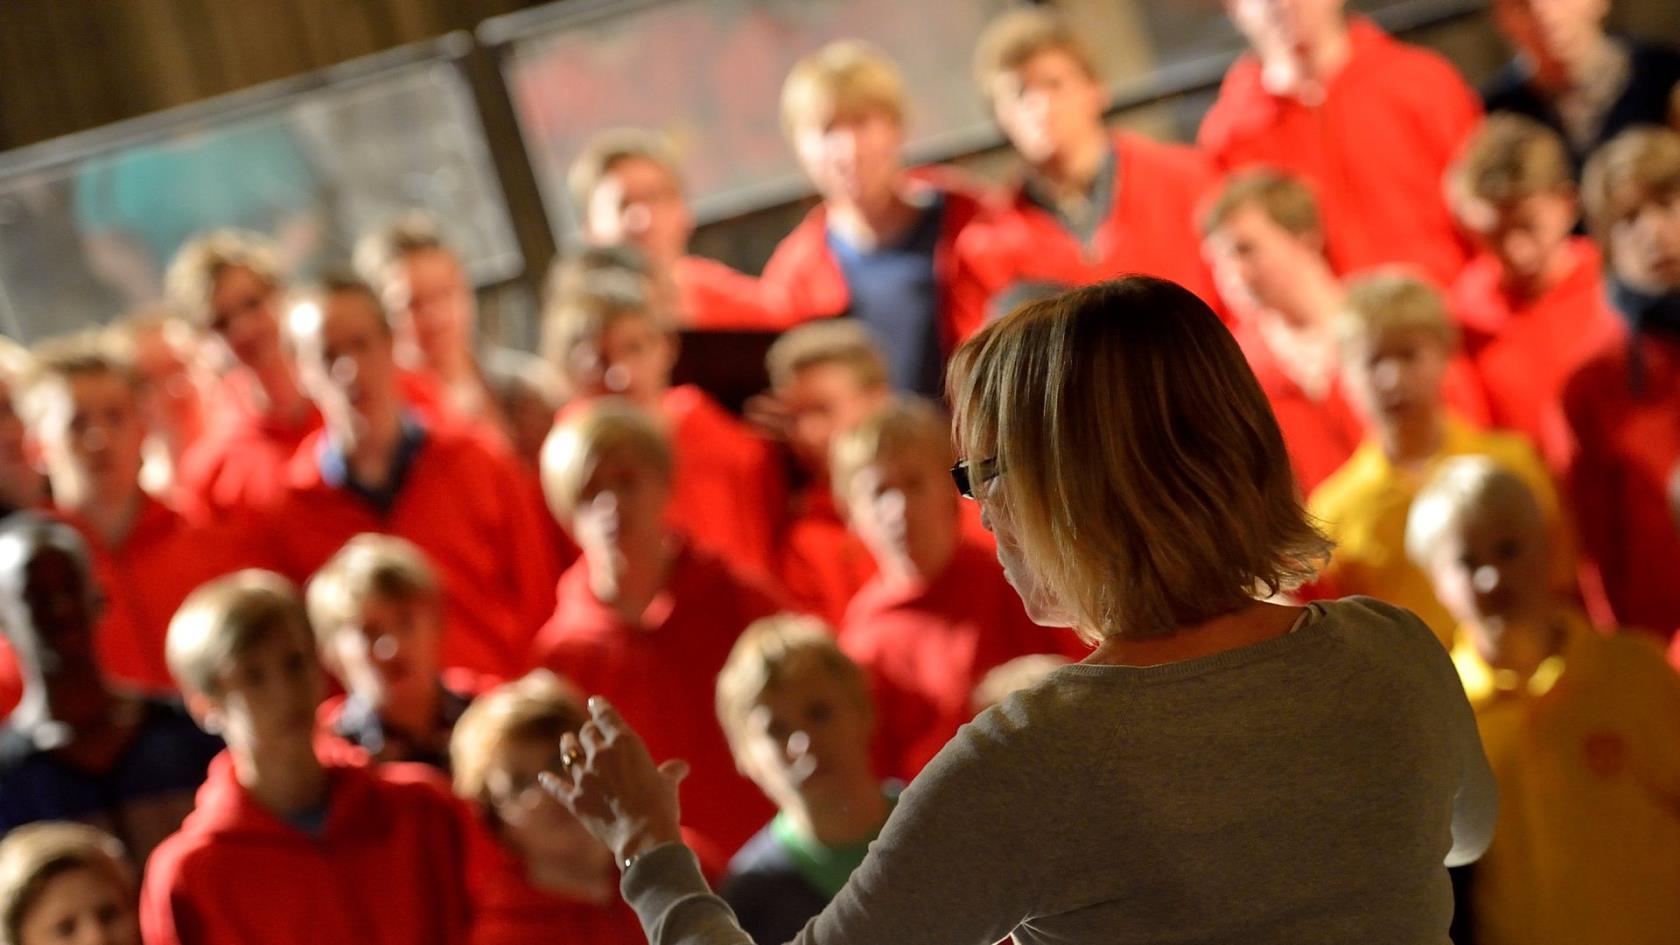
[0,2,1677,944]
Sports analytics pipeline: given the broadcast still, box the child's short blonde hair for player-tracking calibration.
[949,277,1330,642]
[450,670,586,807]
[539,398,673,522]
[305,534,439,654]
[781,41,907,136]
[352,212,452,290]
[165,229,283,329]
[972,7,1100,98]
[829,396,952,509]
[765,320,890,392]
[715,614,870,753]
[1335,269,1459,355]
[1406,456,1546,568]
[539,276,671,377]
[0,822,133,945]
[1199,168,1323,240]
[566,128,683,220]
[1582,125,1680,241]
[167,569,312,696]
[22,334,140,432]
[1448,114,1573,217]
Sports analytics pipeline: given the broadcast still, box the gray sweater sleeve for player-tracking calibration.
[621,711,1045,945]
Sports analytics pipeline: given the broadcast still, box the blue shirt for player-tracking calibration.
[828,195,947,398]
[318,414,427,516]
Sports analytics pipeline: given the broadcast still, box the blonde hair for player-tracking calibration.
[781,41,907,136]
[22,333,139,431]
[539,398,673,522]
[715,614,870,752]
[165,230,283,329]
[1200,168,1323,240]
[949,277,1329,642]
[305,534,439,655]
[1449,114,1573,215]
[1406,456,1546,568]
[973,7,1100,97]
[450,670,586,807]
[566,128,683,222]
[353,212,451,291]
[1582,125,1680,241]
[1336,269,1459,355]
[829,396,953,510]
[167,569,312,696]
[539,269,669,377]
[765,320,889,391]
[0,823,133,945]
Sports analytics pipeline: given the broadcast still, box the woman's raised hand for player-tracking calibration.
[540,697,688,867]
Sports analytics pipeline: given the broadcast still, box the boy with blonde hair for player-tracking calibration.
[142,570,474,945]
[0,822,138,945]
[532,400,777,863]
[765,321,891,624]
[1200,0,1480,285]
[832,397,1082,780]
[307,534,476,771]
[764,40,987,397]
[569,129,774,329]
[1446,114,1623,456]
[1563,126,1680,637]
[1308,270,1571,645]
[716,614,891,945]
[543,278,787,580]
[953,8,1221,334]
[164,230,318,519]
[1408,457,1680,945]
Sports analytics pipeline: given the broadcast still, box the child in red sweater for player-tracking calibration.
[1200,0,1480,286]
[531,399,777,863]
[951,8,1222,333]
[449,671,642,945]
[142,570,474,945]
[1446,114,1623,460]
[831,398,1084,780]
[0,822,140,945]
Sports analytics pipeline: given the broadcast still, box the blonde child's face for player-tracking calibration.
[1608,190,1680,293]
[586,157,694,265]
[1340,327,1449,430]
[201,624,324,755]
[131,325,205,449]
[294,293,401,433]
[990,50,1105,167]
[780,363,888,475]
[386,249,475,373]
[1425,505,1551,651]
[792,107,905,211]
[568,317,674,407]
[207,265,285,372]
[329,592,442,717]
[1460,192,1578,290]
[40,374,145,508]
[737,662,875,811]
[1204,203,1325,321]
[571,445,670,568]
[17,867,138,945]
[846,449,958,578]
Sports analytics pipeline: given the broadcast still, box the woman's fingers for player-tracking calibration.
[587,696,630,738]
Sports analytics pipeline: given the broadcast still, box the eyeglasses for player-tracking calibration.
[950,456,1003,500]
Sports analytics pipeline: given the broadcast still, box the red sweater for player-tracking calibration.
[1559,332,1680,638]
[661,385,789,583]
[776,485,876,629]
[175,374,319,524]
[1198,19,1479,287]
[266,423,560,680]
[673,255,780,330]
[1233,325,1365,495]
[839,540,1088,781]
[530,542,779,861]
[760,166,987,350]
[1450,239,1624,463]
[464,823,644,945]
[140,754,472,945]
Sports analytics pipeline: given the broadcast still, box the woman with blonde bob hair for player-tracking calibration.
[543,276,1499,944]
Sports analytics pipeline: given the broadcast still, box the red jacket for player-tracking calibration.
[673,255,780,330]
[760,166,987,350]
[661,385,789,583]
[1559,332,1680,638]
[175,373,320,524]
[266,422,560,680]
[140,754,472,945]
[1450,239,1624,463]
[464,822,645,945]
[776,485,877,629]
[1198,19,1480,287]
[531,542,779,862]
[948,132,1224,337]
[839,540,1088,781]
[1233,325,1365,495]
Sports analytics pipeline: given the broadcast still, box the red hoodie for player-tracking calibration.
[1233,324,1365,495]
[673,255,780,330]
[1198,19,1480,287]
[175,372,320,524]
[949,132,1223,338]
[463,823,645,945]
[776,485,877,629]
[140,753,472,945]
